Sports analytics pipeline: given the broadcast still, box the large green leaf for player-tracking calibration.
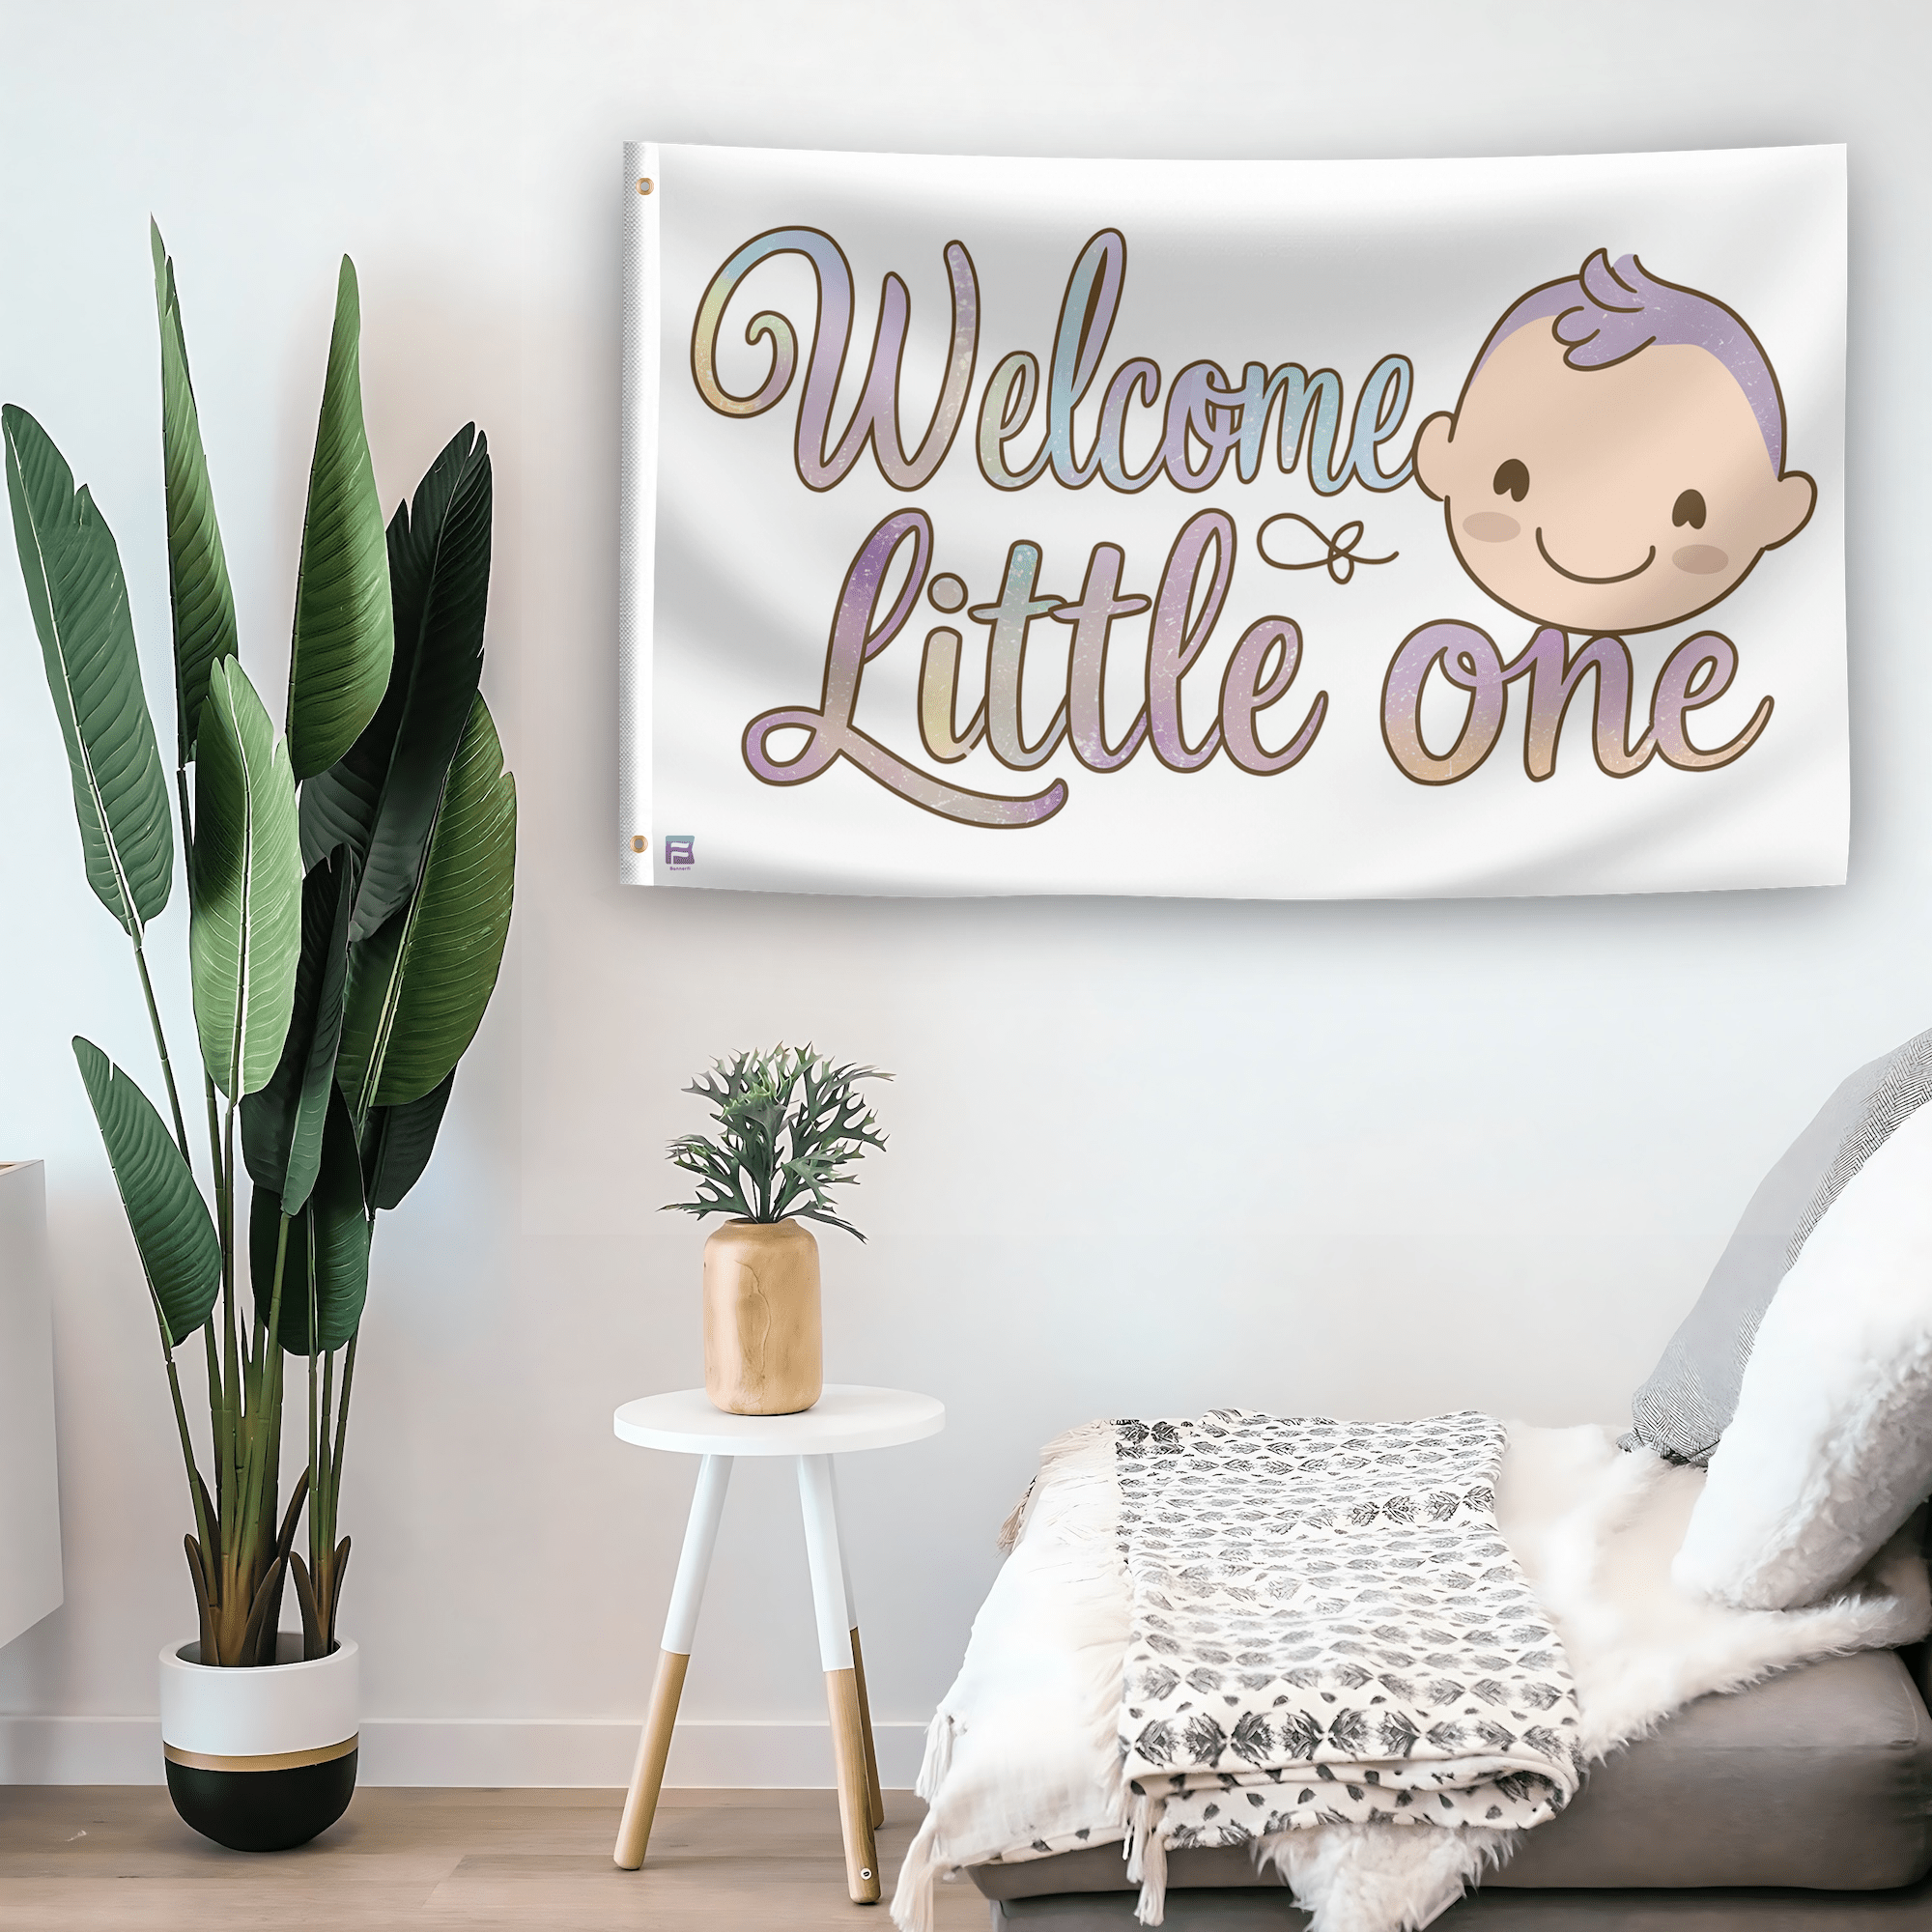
[189,659,302,1098]
[360,1068,455,1212]
[287,257,392,781]
[3,405,173,937]
[338,694,515,1115]
[73,1037,219,1348]
[151,223,238,765]
[300,425,491,946]
[242,848,355,1213]
[250,1085,369,1355]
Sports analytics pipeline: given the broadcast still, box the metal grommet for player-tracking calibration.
[637,177,654,196]
[630,835,647,853]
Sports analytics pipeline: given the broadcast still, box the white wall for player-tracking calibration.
[0,0,1926,1785]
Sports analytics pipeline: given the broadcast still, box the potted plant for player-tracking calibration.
[665,1046,890,1415]
[3,225,515,1851]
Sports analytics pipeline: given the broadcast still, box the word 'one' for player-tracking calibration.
[1382,623,1772,785]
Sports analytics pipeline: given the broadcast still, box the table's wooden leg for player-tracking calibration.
[849,1625,885,1831]
[614,1649,687,1868]
[614,1454,733,1870]
[826,1662,879,1896]
[798,1454,880,1904]
[827,1462,884,1830]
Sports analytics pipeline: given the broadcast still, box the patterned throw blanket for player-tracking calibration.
[1115,1410,1583,1909]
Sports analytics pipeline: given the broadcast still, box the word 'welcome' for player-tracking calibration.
[692,229,1415,497]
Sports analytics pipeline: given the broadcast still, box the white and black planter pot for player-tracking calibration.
[159,1634,358,1852]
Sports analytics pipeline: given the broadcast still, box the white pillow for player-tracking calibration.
[1673,1100,1932,1609]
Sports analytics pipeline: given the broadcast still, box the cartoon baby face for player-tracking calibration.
[1414,253,1816,636]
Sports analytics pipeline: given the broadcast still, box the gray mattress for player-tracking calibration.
[969,1648,1932,1919]
[985,1877,1932,1928]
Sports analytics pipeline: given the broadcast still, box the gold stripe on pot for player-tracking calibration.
[163,1735,358,1774]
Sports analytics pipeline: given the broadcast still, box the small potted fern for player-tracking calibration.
[665,1046,889,1415]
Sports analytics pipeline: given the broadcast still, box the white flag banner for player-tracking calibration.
[618,142,1845,899]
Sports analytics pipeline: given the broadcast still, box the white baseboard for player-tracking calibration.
[0,1715,930,1788]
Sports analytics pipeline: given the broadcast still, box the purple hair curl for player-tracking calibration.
[1478,251,1786,471]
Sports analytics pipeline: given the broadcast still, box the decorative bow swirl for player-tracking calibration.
[1257,512,1398,585]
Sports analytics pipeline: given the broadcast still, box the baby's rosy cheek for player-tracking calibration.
[1461,511,1520,543]
[1673,544,1730,576]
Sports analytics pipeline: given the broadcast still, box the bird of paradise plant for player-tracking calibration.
[3,225,515,1665]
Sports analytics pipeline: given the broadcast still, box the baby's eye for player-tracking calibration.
[1492,460,1529,503]
[1672,490,1707,529]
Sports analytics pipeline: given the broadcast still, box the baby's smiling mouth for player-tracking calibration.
[1534,527,1656,584]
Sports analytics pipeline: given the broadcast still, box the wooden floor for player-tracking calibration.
[0,1787,991,1930]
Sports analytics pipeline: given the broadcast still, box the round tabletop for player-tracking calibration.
[612,1383,945,1458]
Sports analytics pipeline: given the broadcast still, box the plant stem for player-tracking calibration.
[240,1216,291,1592]
[220,1095,239,1435]
[162,1343,213,1567]
[323,1334,356,1650]
[317,1346,336,1539]
[306,1334,319,1551]
[331,1333,356,1519]
[157,769,221,1649]
[310,1343,336,1647]
[217,1098,240,1605]
[202,1320,224,1517]
[201,1074,224,1217]
[131,940,191,1166]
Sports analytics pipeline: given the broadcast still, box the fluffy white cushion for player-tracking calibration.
[1674,1101,1932,1609]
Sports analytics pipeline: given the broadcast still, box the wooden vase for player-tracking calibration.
[702,1218,823,1415]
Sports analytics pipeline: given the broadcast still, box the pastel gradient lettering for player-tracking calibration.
[1219,620,1326,776]
[971,543,1070,771]
[1060,543,1151,773]
[1381,622,1510,785]
[1651,634,1773,770]
[971,230,1414,497]
[1381,621,1771,786]
[1147,511,1234,772]
[745,516,1330,828]
[742,510,1066,828]
[1507,629,1655,781]
[692,228,979,493]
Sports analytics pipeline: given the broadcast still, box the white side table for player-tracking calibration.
[611,1383,945,1902]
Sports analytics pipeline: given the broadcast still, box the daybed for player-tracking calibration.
[901,1029,1932,1932]
[971,1646,1932,1925]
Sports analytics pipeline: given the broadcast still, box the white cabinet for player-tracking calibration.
[0,1161,62,1648]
